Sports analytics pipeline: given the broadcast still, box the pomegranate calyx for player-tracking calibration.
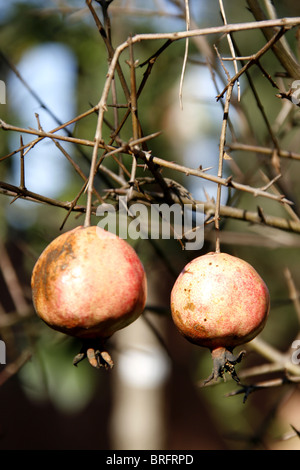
[201,346,246,386]
[73,339,114,370]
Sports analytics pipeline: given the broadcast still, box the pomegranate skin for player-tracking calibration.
[170,252,269,351]
[31,225,147,340]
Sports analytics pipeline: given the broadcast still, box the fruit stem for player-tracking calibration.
[215,83,233,254]
[84,147,98,227]
[201,346,246,385]
[73,339,114,370]
[84,105,107,228]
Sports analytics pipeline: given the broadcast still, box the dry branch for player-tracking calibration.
[246,0,300,79]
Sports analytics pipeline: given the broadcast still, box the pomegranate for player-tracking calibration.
[31,225,147,368]
[170,252,270,384]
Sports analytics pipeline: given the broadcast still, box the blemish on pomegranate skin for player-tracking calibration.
[184,302,195,312]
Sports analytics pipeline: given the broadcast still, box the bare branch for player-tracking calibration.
[246,0,300,79]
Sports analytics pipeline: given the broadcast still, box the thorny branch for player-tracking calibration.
[0,119,293,206]
[215,83,234,253]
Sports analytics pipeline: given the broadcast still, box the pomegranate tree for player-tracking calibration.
[170,252,270,384]
[31,225,147,369]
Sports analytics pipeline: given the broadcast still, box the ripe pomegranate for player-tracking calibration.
[170,252,270,384]
[31,225,147,368]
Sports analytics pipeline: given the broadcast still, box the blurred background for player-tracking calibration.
[0,0,300,450]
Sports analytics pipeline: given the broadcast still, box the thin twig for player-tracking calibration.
[128,37,139,200]
[247,336,300,377]
[246,0,300,79]
[2,178,300,235]
[116,17,300,43]
[228,142,300,161]
[0,349,32,387]
[215,83,233,253]
[137,150,292,205]
[0,242,29,317]
[85,17,300,150]
[259,170,299,223]
[86,0,130,100]
[219,0,240,100]
[229,35,280,151]
[284,268,300,325]
[0,119,111,151]
[179,0,190,109]
[19,136,25,190]
[216,26,287,101]
[0,117,294,206]
[284,267,300,355]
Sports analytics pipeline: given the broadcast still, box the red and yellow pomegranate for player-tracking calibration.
[170,252,269,383]
[31,225,147,368]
